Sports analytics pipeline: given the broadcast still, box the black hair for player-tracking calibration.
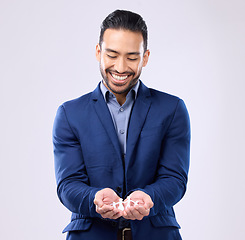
[99,10,148,52]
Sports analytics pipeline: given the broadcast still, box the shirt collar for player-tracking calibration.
[100,80,140,102]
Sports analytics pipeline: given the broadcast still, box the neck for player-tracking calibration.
[114,93,127,106]
[102,80,128,106]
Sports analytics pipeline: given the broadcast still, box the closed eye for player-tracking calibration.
[128,58,138,61]
[107,54,117,59]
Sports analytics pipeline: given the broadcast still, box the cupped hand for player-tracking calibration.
[123,190,154,220]
[94,188,123,219]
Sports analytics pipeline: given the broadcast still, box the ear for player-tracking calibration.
[142,50,150,67]
[95,44,101,61]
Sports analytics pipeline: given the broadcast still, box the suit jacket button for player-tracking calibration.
[116,187,122,193]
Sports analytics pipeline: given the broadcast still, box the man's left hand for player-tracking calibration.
[123,190,154,220]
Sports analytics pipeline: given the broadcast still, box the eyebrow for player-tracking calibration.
[105,48,140,55]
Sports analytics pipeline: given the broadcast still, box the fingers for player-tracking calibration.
[96,204,122,219]
[123,205,150,220]
[102,209,122,219]
[136,205,150,216]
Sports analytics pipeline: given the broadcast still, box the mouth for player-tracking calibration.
[109,71,133,84]
[111,73,129,81]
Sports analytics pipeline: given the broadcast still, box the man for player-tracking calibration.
[53,10,190,240]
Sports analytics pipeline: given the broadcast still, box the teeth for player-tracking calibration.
[111,73,128,81]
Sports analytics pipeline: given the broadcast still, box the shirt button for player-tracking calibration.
[119,107,124,112]
[119,129,125,134]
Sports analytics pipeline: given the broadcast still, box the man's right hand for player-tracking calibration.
[94,188,123,219]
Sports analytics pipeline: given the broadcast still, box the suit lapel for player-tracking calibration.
[125,82,152,169]
[91,84,122,160]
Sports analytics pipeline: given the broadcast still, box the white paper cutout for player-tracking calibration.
[111,197,139,211]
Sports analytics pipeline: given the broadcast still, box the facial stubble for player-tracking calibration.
[99,65,141,95]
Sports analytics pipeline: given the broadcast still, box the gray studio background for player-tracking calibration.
[1,0,244,239]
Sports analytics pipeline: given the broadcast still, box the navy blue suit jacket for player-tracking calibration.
[53,81,190,240]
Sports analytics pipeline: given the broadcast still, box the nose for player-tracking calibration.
[114,57,127,73]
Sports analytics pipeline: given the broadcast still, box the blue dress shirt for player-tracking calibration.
[100,80,140,155]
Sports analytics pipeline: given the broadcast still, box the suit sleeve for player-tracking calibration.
[140,99,191,216]
[53,105,101,217]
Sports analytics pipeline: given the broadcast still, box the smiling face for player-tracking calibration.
[96,29,150,100]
